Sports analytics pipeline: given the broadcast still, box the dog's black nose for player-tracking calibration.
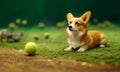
[68,26,72,29]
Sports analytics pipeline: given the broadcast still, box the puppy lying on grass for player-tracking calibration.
[65,11,107,52]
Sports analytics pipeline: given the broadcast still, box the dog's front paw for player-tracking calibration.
[64,47,72,51]
[77,48,87,52]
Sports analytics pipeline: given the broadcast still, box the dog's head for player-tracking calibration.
[66,11,91,32]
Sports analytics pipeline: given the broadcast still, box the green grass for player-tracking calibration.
[0,26,120,64]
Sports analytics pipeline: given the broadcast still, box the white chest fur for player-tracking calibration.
[67,29,84,48]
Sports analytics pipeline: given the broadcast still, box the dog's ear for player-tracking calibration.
[67,13,74,22]
[80,11,91,24]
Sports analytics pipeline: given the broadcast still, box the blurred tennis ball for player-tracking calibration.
[38,22,46,28]
[24,42,37,56]
[44,32,49,39]
[22,19,28,25]
[56,21,67,28]
[16,18,21,24]
[93,18,98,23]
[33,34,39,40]
[8,22,17,30]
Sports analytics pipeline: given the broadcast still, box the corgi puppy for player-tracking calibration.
[64,11,107,52]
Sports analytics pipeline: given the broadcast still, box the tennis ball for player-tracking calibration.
[56,21,67,28]
[38,22,45,28]
[16,18,21,24]
[24,42,37,55]
[33,34,39,40]
[22,19,28,25]
[44,32,49,39]
[8,22,17,30]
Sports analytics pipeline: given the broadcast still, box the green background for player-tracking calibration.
[0,0,120,27]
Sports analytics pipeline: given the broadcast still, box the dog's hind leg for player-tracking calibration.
[99,33,107,48]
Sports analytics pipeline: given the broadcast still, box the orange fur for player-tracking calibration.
[65,11,107,52]
[81,31,101,48]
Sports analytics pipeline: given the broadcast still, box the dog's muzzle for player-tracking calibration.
[68,25,73,31]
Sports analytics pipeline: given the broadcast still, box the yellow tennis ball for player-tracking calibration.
[33,34,39,40]
[24,42,37,55]
[44,32,49,39]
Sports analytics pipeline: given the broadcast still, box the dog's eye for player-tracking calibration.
[69,21,72,24]
[75,22,80,25]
